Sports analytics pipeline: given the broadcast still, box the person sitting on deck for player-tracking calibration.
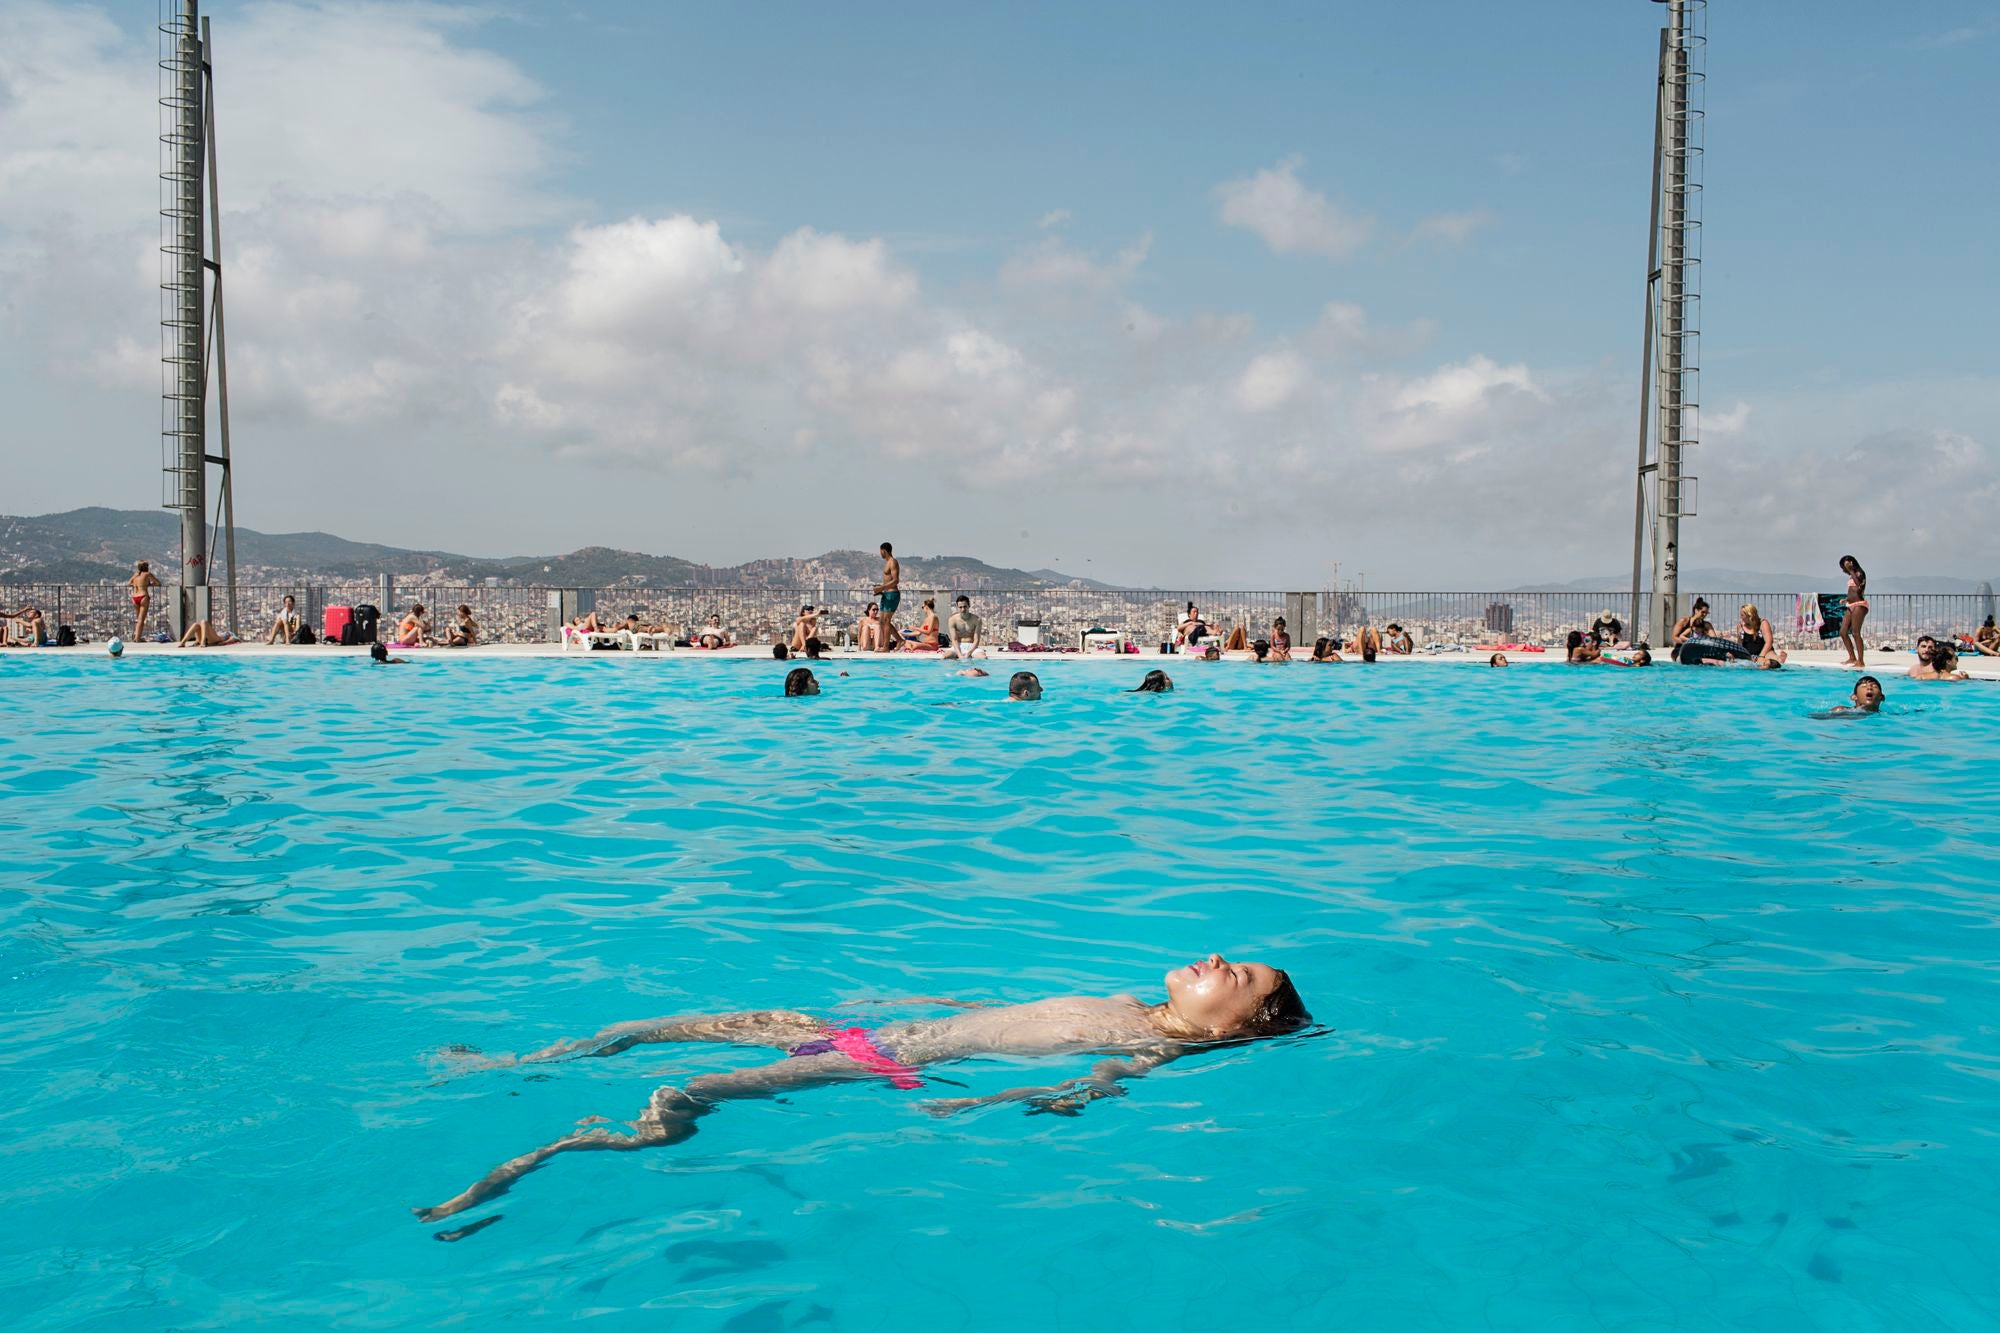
[1269,616,1292,661]
[412,953,1312,1235]
[1176,603,1209,649]
[856,603,885,652]
[391,604,431,648]
[1223,625,1249,652]
[265,595,303,645]
[789,605,820,654]
[693,614,730,650]
[1671,598,1712,646]
[947,596,984,659]
[177,617,239,647]
[1383,624,1414,655]
[4,604,50,646]
[1589,609,1625,648]
[1967,616,2000,657]
[904,598,942,651]
[447,606,479,647]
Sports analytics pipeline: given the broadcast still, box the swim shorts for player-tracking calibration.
[880,590,901,614]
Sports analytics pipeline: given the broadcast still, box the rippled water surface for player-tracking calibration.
[3,655,1997,1330]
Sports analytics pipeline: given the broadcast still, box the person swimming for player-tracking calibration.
[1132,669,1173,692]
[1008,671,1042,700]
[783,667,820,696]
[414,953,1310,1231]
[1812,675,1885,718]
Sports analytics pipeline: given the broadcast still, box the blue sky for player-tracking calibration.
[0,0,1994,585]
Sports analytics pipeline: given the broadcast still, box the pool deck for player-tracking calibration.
[10,641,1999,679]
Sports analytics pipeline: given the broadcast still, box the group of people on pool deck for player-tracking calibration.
[1174,603,1419,663]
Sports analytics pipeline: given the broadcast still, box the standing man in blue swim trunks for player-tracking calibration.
[873,541,901,653]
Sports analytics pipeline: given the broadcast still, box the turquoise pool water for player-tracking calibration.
[2,657,1996,1330]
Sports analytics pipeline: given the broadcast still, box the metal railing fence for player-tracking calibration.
[3,583,1990,652]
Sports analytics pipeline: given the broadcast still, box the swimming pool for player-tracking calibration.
[3,657,1996,1330]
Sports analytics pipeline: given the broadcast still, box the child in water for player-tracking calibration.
[415,954,1308,1230]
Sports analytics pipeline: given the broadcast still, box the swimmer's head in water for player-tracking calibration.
[370,642,389,663]
[1488,652,1508,667]
[1134,669,1173,693]
[1008,671,1042,700]
[1853,675,1884,710]
[783,667,819,696]
[107,637,124,657]
[772,643,790,660]
[1632,648,1653,666]
[1163,954,1310,1039]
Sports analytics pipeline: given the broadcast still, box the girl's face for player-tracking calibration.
[1165,954,1287,1033]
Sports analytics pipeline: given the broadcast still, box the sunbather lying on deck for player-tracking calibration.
[414,953,1309,1235]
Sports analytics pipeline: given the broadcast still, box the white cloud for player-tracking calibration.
[1215,155,1371,260]
[1234,351,1306,413]
[1409,209,1495,247]
[1703,401,1751,437]
[1037,209,1071,229]
[760,227,917,313]
[999,233,1150,292]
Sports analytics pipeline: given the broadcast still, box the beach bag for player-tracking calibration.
[351,604,381,643]
[55,625,76,647]
[295,624,317,645]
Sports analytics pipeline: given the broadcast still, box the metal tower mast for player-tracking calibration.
[158,0,237,634]
[1629,0,1704,646]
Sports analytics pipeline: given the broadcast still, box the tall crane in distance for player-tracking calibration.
[158,0,238,635]
[1629,0,1704,647]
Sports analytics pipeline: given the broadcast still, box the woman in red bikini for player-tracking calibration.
[415,953,1310,1235]
[128,561,161,640]
[1838,555,1869,668]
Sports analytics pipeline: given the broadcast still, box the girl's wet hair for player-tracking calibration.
[1240,970,1310,1037]
[1133,669,1173,692]
[783,667,818,696]
[1253,638,1270,661]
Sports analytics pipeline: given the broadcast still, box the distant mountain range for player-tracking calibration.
[0,508,1116,589]
[3,509,1992,594]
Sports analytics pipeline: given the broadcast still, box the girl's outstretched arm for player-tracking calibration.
[924,1048,1179,1118]
[442,1009,822,1071]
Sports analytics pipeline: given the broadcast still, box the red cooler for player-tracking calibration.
[323,605,353,644]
